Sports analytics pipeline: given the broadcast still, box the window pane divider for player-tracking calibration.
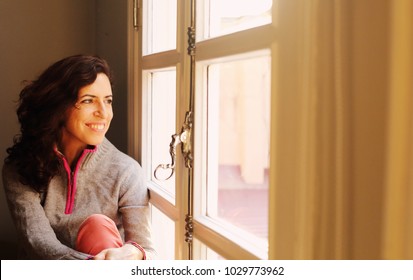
[194,217,267,260]
[142,50,181,69]
[149,182,180,221]
[196,24,276,61]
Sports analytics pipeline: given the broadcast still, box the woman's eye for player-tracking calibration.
[81,99,93,104]
[105,99,113,105]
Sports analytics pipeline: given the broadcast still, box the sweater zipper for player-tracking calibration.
[67,170,75,214]
[59,148,96,214]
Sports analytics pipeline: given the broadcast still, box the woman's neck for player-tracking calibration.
[63,148,83,170]
[57,139,87,170]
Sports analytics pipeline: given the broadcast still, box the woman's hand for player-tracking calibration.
[92,244,144,260]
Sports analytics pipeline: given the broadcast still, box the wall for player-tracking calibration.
[0,0,129,259]
[96,0,128,153]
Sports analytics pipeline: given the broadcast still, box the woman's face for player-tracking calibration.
[61,73,113,152]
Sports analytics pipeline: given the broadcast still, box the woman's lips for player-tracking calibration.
[86,123,106,131]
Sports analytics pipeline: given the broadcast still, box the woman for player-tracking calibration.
[2,55,155,260]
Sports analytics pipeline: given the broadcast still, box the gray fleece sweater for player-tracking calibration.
[2,138,155,259]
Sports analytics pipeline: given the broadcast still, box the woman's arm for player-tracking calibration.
[117,162,157,260]
[2,164,90,260]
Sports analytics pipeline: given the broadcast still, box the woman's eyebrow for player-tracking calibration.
[79,94,96,98]
[79,94,113,98]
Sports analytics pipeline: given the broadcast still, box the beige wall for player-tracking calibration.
[0,0,128,259]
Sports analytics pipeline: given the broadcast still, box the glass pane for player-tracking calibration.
[149,70,176,197]
[198,0,272,40]
[143,0,177,55]
[150,205,175,259]
[193,238,226,260]
[207,54,271,241]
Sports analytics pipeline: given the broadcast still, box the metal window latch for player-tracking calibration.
[154,111,193,181]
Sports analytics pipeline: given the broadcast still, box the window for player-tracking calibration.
[136,0,276,259]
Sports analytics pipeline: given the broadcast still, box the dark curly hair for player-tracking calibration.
[5,55,113,192]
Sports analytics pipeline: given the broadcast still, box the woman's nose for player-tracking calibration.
[94,101,108,118]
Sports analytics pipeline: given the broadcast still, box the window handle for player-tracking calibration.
[154,111,193,181]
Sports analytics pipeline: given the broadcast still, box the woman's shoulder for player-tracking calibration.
[97,139,145,184]
[99,138,142,169]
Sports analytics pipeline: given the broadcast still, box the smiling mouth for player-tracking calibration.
[87,123,106,131]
